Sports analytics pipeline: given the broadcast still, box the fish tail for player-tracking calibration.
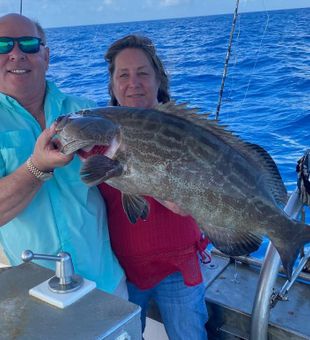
[273,221,310,280]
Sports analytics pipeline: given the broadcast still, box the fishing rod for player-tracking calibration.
[215,0,240,120]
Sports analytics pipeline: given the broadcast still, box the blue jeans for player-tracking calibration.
[127,272,208,340]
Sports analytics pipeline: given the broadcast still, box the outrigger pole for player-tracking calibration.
[215,0,240,120]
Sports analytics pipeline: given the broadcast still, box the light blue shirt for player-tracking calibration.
[0,81,124,293]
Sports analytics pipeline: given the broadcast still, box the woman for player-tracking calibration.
[99,34,209,339]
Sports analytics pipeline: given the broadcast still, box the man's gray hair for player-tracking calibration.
[34,20,46,44]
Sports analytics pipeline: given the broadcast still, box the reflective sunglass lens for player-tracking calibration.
[0,37,42,54]
[19,37,40,53]
[0,38,14,54]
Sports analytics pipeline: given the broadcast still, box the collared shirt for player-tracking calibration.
[0,81,124,293]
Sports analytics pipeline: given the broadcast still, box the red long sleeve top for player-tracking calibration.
[99,183,209,290]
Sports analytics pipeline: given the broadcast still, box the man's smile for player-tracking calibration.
[8,69,30,74]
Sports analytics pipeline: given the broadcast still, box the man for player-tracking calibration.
[0,13,125,296]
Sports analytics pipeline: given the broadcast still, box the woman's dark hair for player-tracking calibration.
[104,34,170,106]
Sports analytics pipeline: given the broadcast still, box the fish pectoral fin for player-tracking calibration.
[122,194,150,224]
[81,155,123,186]
[204,225,262,256]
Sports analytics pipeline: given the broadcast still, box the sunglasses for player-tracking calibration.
[0,36,45,54]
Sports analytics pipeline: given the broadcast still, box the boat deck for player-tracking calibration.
[205,255,310,339]
[148,253,310,340]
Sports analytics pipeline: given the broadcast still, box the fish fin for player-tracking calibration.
[244,142,288,207]
[203,225,262,256]
[155,101,231,132]
[155,101,203,116]
[270,221,310,280]
[122,194,150,224]
[155,102,287,207]
[81,155,123,186]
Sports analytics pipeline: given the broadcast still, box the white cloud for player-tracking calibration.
[143,0,190,8]
[160,0,182,6]
[160,0,190,7]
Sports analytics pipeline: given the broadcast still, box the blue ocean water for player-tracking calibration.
[46,8,310,258]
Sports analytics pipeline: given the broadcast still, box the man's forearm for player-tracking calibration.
[0,162,42,226]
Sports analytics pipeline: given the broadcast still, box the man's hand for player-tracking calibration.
[31,124,74,171]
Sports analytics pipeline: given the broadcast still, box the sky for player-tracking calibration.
[0,0,309,28]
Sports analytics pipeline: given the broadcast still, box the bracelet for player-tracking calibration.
[26,156,54,181]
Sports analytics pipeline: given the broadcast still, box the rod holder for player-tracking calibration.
[21,250,83,293]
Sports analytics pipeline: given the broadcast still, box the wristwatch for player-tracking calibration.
[26,156,54,181]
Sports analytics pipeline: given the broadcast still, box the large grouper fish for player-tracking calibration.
[55,102,310,279]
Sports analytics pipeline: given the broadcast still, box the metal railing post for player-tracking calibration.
[250,189,303,340]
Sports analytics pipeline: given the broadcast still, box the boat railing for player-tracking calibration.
[210,247,310,284]
[270,247,310,308]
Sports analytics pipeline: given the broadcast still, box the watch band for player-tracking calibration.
[26,156,54,181]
